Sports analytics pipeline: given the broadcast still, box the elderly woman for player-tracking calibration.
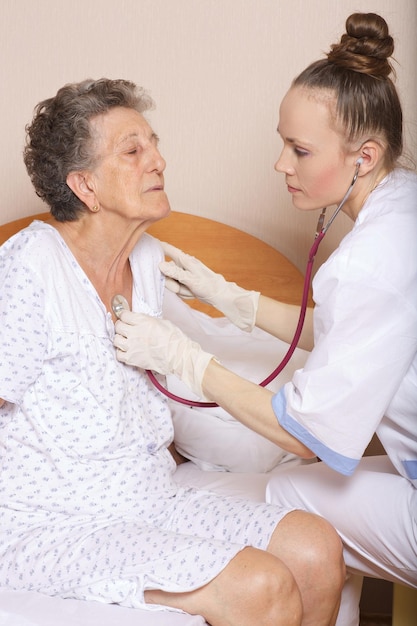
[0,79,344,626]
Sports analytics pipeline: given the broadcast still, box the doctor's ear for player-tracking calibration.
[355,140,385,174]
[66,171,97,209]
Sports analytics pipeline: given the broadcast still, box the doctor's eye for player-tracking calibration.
[294,147,310,157]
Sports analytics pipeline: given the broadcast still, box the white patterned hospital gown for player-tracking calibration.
[0,221,285,612]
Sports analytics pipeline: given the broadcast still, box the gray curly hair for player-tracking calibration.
[23,78,154,221]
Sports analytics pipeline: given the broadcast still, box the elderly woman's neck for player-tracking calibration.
[51,215,146,319]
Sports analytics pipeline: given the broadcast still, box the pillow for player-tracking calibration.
[163,290,311,472]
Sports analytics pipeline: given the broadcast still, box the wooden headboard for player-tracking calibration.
[0,211,307,316]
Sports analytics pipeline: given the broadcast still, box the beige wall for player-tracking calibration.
[1,0,416,271]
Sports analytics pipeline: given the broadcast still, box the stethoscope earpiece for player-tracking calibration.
[355,157,364,166]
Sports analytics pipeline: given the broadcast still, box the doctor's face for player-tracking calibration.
[274,86,355,213]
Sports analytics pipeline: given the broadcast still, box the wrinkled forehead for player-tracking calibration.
[88,106,153,155]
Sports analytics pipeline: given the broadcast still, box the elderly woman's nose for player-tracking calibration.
[151,146,166,172]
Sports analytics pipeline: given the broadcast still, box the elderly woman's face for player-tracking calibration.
[88,106,170,223]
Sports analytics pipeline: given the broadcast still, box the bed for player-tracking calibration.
[0,210,312,625]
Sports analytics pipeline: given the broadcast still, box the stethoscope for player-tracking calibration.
[112,158,363,408]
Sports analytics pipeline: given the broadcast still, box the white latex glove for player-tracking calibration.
[159,241,260,332]
[114,310,215,398]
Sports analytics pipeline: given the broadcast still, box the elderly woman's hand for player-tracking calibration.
[114,311,215,398]
[159,241,260,332]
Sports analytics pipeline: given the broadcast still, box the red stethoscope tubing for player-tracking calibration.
[147,160,363,407]
[146,229,326,408]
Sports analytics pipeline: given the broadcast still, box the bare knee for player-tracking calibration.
[269,511,345,626]
[270,510,345,582]
[234,549,303,625]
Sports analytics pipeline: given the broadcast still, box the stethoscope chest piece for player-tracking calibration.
[111,162,362,408]
[111,294,130,319]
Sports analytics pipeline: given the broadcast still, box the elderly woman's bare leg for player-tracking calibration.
[267,510,345,626]
[146,510,344,626]
[146,545,303,625]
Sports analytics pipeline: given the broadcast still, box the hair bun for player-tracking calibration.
[327,13,394,78]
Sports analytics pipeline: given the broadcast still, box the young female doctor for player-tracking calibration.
[114,12,417,624]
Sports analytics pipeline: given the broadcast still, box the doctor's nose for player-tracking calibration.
[274,151,294,175]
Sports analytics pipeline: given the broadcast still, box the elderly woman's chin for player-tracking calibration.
[151,192,171,221]
[136,192,171,225]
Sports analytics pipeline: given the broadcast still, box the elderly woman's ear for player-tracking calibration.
[66,171,97,211]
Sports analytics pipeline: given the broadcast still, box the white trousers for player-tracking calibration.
[266,455,417,626]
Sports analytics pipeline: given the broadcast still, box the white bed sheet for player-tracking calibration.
[0,590,206,626]
[0,462,276,626]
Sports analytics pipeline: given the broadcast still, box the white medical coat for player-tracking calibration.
[272,168,417,484]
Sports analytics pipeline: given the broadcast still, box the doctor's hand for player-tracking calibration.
[159,241,260,331]
[114,310,215,398]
